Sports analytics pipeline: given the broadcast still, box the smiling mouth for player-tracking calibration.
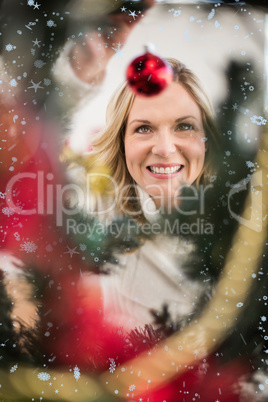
[147,165,184,174]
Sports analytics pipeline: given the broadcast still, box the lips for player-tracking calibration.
[147,165,184,174]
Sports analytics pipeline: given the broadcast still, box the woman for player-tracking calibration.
[89,58,219,220]
[77,58,220,331]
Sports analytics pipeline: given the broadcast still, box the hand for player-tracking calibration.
[69,0,155,84]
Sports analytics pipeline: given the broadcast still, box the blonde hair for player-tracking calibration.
[93,58,219,217]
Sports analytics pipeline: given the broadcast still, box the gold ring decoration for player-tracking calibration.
[0,365,106,401]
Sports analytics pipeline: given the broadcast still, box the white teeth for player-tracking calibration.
[149,165,182,174]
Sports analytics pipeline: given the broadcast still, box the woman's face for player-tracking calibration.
[124,82,206,207]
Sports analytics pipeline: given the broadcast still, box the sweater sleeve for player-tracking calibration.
[52,40,103,112]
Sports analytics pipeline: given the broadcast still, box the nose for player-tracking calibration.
[151,131,176,158]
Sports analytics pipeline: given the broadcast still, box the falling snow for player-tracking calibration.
[10,364,18,373]
[9,79,18,87]
[32,38,41,47]
[112,43,126,59]
[193,349,201,358]
[73,366,80,381]
[44,78,51,86]
[208,9,215,20]
[5,44,16,52]
[246,160,255,168]
[250,115,267,126]
[109,358,116,373]
[209,175,217,183]
[174,10,181,17]
[64,245,80,258]
[20,241,38,253]
[128,11,137,20]
[47,19,55,28]
[129,384,136,391]
[28,80,44,93]
[14,232,20,241]
[0,5,266,401]
[169,9,182,17]
[2,207,15,217]
[34,59,46,68]
[37,372,51,381]
[45,244,53,252]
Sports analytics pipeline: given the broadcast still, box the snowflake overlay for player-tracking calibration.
[47,19,56,28]
[5,44,16,52]
[37,372,51,381]
[250,115,267,126]
[109,358,116,373]
[28,80,44,93]
[246,160,255,168]
[208,9,215,20]
[112,43,125,59]
[73,365,80,381]
[10,364,18,373]
[34,59,46,68]
[20,241,38,253]
[79,243,87,251]
[129,384,136,392]
[2,207,15,217]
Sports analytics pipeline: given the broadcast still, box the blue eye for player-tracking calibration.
[136,126,151,134]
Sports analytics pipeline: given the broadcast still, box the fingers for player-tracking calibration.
[69,33,108,84]
[104,0,156,41]
[68,0,156,84]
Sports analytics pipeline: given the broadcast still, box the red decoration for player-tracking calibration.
[126,51,173,97]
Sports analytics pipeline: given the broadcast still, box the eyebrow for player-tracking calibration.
[175,115,198,122]
[128,116,198,126]
[128,119,151,126]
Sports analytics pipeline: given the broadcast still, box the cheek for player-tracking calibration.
[124,139,134,168]
[191,139,206,161]
[125,139,146,166]
[124,139,139,178]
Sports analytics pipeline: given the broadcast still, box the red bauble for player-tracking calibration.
[126,52,173,97]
